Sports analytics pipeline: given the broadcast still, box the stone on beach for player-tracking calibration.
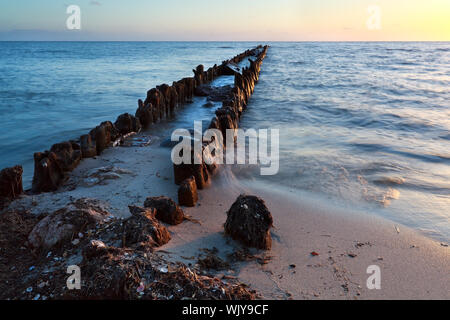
[177,176,198,207]
[28,198,110,250]
[224,194,273,250]
[143,196,184,225]
[124,206,171,248]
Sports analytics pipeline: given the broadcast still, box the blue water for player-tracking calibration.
[0,42,449,242]
[239,42,450,242]
[0,41,255,184]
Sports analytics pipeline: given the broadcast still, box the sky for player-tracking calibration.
[0,0,449,41]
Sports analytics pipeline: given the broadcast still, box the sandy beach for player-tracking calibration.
[7,129,449,300]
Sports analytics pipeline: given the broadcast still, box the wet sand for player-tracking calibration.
[9,135,449,300]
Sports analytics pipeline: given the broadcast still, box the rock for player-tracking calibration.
[80,134,97,158]
[50,141,82,172]
[177,176,198,207]
[224,195,273,250]
[114,113,142,135]
[143,196,184,225]
[0,166,23,206]
[28,198,110,250]
[123,206,171,248]
[32,152,64,193]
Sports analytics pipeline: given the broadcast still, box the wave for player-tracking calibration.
[350,143,450,164]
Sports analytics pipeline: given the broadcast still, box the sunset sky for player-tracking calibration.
[0,0,449,41]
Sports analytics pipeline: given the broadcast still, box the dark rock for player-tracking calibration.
[114,113,142,135]
[143,196,184,225]
[224,194,273,250]
[50,141,82,172]
[80,134,97,158]
[32,151,64,193]
[177,176,198,207]
[0,166,23,206]
[123,206,171,248]
[28,198,110,250]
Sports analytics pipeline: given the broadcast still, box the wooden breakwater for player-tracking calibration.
[0,45,269,209]
[173,46,269,204]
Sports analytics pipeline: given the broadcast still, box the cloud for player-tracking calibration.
[90,1,101,6]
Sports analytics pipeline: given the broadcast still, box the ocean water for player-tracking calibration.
[238,42,450,242]
[0,41,254,184]
[0,42,449,242]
